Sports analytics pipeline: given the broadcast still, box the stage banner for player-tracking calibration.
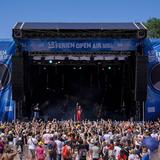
[144,39,160,120]
[18,38,138,52]
[0,40,15,122]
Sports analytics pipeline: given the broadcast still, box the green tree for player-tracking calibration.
[145,17,160,38]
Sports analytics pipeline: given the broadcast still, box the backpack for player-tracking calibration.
[16,138,23,146]
[103,146,108,159]
[79,148,87,158]
[48,143,53,149]
[62,145,70,159]
[7,134,13,141]
[48,142,57,154]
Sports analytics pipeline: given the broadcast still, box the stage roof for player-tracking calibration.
[13,22,147,30]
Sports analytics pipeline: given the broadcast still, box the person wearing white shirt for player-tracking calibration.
[27,134,38,160]
[114,143,121,160]
[55,136,63,160]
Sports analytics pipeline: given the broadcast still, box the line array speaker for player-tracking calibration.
[12,56,24,100]
[135,55,148,101]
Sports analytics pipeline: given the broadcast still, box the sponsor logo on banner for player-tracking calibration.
[148,50,157,62]
[5,106,13,112]
[0,50,10,60]
[147,107,155,113]
[0,40,15,122]
[19,38,138,52]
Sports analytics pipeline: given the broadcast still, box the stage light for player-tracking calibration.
[108,66,111,70]
[57,61,61,64]
[73,67,76,70]
[65,57,69,61]
[49,60,53,64]
[41,57,45,64]
[90,55,94,61]
[79,67,82,70]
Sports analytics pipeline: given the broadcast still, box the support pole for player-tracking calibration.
[143,101,145,123]
[14,101,16,121]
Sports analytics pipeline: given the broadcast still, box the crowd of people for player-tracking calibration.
[0,119,159,160]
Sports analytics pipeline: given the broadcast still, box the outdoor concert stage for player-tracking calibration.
[11,22,148,120]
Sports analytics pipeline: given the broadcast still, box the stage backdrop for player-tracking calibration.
[0,40,15,122]
[16,38,160,120]
[144,39,160,120]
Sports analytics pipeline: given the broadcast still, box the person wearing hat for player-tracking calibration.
[35,141,45,160]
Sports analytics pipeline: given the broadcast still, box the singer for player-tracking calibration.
[76,103,82,121]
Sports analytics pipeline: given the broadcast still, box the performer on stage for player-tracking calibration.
[76,103,82,121]
[33,103,40,119]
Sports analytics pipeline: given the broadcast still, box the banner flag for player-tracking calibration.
[0,40,15,122]
[144,39,160,120]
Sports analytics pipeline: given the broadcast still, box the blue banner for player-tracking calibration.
[19,38,138,52]
[0,40,15,122]
[144,39,160,120]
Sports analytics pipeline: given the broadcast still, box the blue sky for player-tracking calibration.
[0,0,160,38]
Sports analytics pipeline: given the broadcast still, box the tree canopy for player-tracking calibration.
[145,18,160,38]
